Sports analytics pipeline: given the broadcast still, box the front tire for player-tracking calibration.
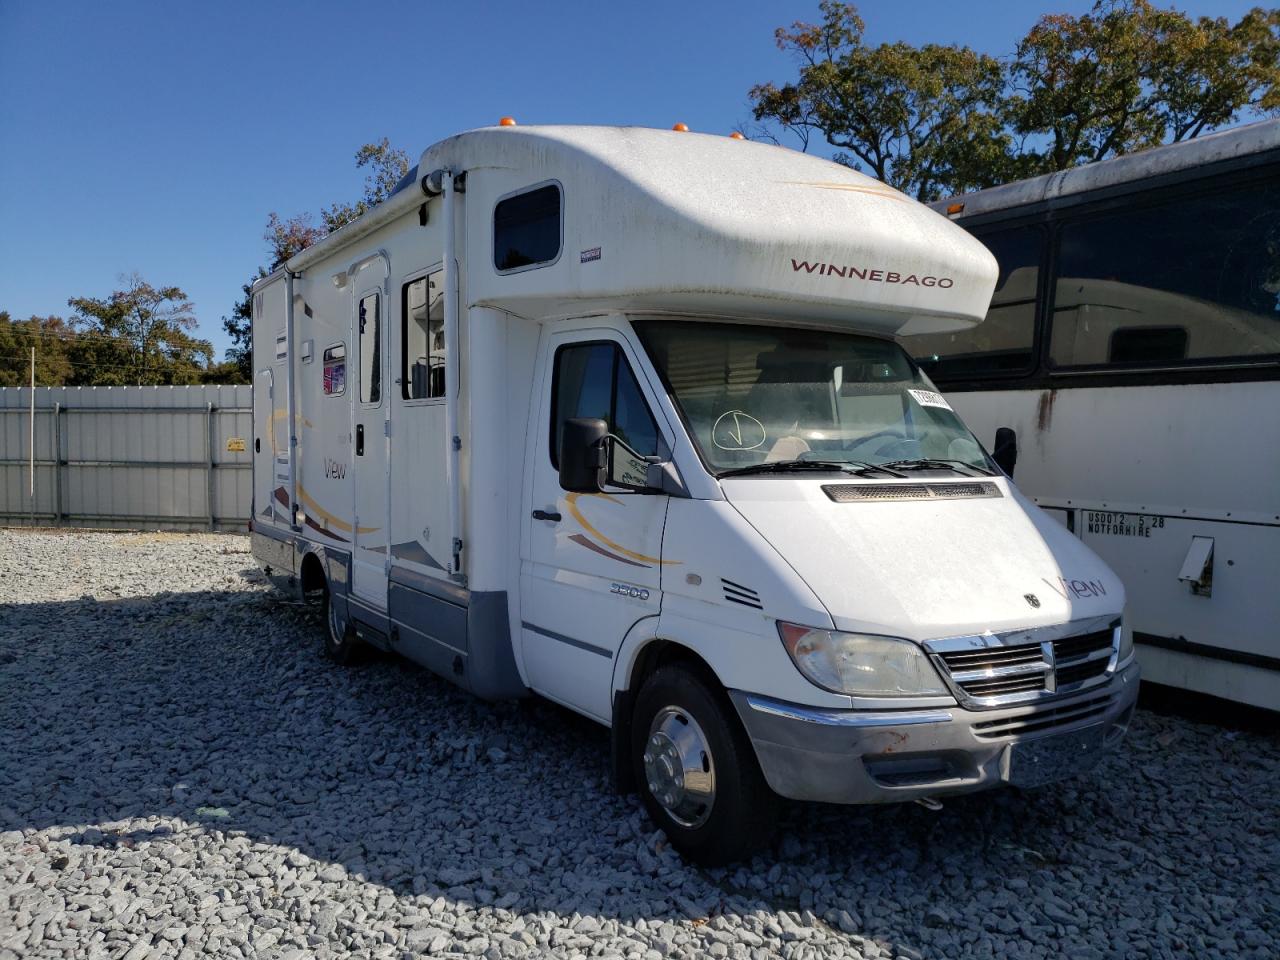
[320,580,364,665]
[631,664,778,864]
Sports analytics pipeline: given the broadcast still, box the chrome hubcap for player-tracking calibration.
[642,706,716,828]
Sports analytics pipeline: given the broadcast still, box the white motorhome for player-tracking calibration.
[250,124,1139,863]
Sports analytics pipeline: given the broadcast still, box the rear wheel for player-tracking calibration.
[320,580,364,665]
[631,664,778,864]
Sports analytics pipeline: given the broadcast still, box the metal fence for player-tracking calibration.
[0,385,252,530]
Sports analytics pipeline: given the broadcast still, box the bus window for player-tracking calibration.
[1050,181,1280,368]
[904,225,1041,380]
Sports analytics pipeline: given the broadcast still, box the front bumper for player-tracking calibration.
[730,660,1140,805]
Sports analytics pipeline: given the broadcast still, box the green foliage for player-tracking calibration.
[66,273,213,386]
[752,1,1280,198]
[219,270,263,384]
[223,139,411,378]
[320,138,413,233]
[0,312,74,386]
[751,2,1014,200]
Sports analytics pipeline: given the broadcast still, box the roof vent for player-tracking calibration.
[721,578,762,610]
[823,482,1001,503]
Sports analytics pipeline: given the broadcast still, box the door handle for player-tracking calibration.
[532,509,561,522]
[356,424,365,456]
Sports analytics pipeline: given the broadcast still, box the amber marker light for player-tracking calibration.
[729,132,746,140]
[499,116,517,126]
[946,202,965,216]
[672,122,689,132]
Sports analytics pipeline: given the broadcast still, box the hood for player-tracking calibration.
[720,476,1123,641]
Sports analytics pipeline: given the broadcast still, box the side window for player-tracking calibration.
[322,343,346,396]
[903,225,1042,379]
[1050,181,1280,368]
[495,184,562,272]
[358,292,381,404]
[402,271,446,399]
[551,342,659,467]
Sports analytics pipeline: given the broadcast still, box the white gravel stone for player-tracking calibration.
[1,529,1277,960]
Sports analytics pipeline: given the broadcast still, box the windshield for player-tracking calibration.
[632,319,993,476]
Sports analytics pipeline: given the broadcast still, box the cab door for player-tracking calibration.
[519,329,671,721]
[350,270,389,609]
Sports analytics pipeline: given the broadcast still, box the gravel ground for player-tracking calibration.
[1,530,1277,960]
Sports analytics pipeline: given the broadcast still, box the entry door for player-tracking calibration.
[350,279,389,608]
[520,330,669,721]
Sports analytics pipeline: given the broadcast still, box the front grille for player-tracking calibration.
[971,692,1116,740]
[1051,629,1113,688]
[930,619,1119,708]
[961,674,1045,698]
[936,641,1049,700]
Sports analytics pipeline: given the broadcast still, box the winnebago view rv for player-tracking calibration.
[251,123,1139,862]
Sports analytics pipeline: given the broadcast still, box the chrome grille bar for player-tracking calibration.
[925,615,1121,710]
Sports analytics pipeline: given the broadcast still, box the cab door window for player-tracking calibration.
[551,342,658,467]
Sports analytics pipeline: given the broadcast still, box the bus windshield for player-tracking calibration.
[632,318,993,477]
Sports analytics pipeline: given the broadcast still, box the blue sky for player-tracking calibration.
[0,0,1264,358]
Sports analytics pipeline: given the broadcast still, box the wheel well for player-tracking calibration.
[626,638,722,696]
[299,551,327,597]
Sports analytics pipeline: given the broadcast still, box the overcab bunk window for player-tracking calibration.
[402,270,446,399]
[494,183,562,272]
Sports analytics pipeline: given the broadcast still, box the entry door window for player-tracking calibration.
[551,342,659,467]
[359,292,381,404]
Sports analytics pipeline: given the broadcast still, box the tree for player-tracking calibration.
[67,273,213,386]
[750,2,1015,200]
[264,213,327,271]
[0,312,74,386]
[225,139,410,379]
[320,138,413,233]
[752,2,1280,193]
[1149,6,1280,142]
[220,271,262,383]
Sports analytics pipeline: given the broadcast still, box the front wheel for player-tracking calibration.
[320,580,364,665]
[631,664,778,864]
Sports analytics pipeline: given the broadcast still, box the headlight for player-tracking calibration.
[777,622,948,697]
[1117,617,1133,663]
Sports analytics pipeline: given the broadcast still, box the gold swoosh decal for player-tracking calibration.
[564,492,679,566]
[297,483,378,535]
[779,181,908,202]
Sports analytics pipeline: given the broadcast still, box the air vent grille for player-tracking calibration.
[721,578,762,610]
[823,482,1001,503]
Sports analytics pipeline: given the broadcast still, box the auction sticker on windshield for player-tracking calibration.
[907,388,952,411]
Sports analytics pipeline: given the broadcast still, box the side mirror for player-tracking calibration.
[559,418,607,492]
[993,426,1018,478]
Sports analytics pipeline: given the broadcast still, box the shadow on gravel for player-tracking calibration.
[3,584,1278,954]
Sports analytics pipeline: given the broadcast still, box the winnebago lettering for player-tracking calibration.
[790,259,954,287]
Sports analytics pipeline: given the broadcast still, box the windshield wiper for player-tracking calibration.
[878,458,996,477]
[718,459,906,479]
[718,460,853,478]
